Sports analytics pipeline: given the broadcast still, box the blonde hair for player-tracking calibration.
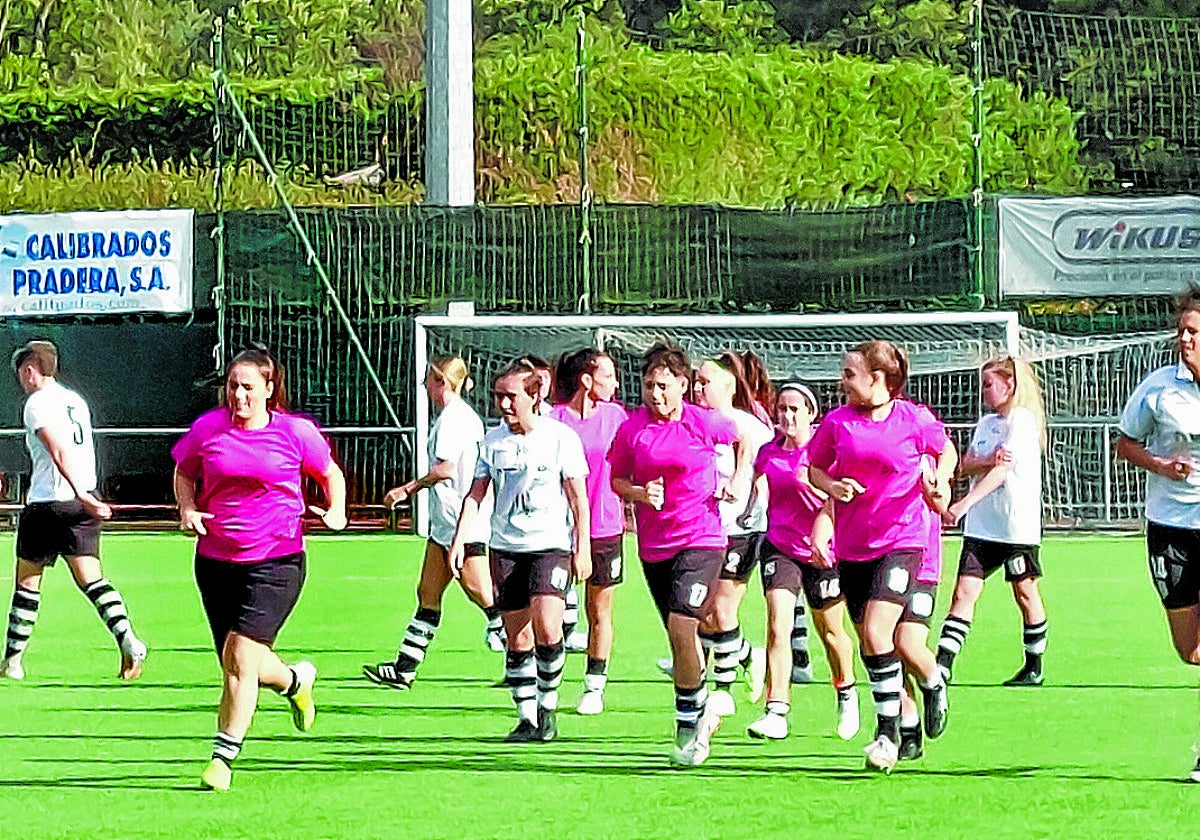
[982,356,1047,449]
[429,355,471,394]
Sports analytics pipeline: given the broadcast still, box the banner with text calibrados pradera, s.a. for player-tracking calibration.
[0,209,194,316]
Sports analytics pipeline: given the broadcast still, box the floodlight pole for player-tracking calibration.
[970,0,986,308]
[576,10,593,314]
[425,0,475,206]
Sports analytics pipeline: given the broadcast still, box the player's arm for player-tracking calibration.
[808,465,865,503]
[1116,434,1192,481]
[448,476,491,577]
[563,476,592,581]
[384,458,457,508]
[36,426,110,520]
[810,498,836,569]
[174,466,213,535]
[308,461,348,531]
[612,475,663,509]
[722,429,755,504]
[926,438,958,514]
[737,471,767,529]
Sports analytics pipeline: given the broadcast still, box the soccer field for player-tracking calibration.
[0,532,1196,839]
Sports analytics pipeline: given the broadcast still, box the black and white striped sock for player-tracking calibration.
[212,731,243,767]
[584,656,608,694]
[562,587,580,638]
[395,608,440,675]
[535,642,566,711]
[937,615,972,660]
[791,603,811,670]
[862,651,903,744]
[506,649,537,723]
[5,585,40,661]
[1023,620,1048,656]
[674,683,708,734]
[709,628,741,692]
[82,579,135,651]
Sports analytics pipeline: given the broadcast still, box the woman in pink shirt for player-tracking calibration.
[808,340,955,774]
[173,345,347,792]
[609,343,742,768]
[745,383,859,743]
[550,348,628,715]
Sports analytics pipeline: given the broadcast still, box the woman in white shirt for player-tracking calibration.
[1115,286,1200,783]
[363,356,502,690]
[936,356,1048,687]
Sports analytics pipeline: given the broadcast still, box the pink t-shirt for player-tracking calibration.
[755,437,825,563]
[550,401,627,539]
[917,505,942,584]
[807,400,948,563]
[608,403,738,562]
[172,408,334,563]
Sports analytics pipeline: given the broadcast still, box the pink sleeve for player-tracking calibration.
[706,409,739,446]
[291,416,334,477]
[607,418,634,479]
[916,406,949,457]
[171,409,223,480]
[807,417,836,471]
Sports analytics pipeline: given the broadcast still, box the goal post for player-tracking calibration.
[411,311,1019,536]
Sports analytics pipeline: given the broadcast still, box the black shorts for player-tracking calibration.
[839,549,922,626]
[16,500,101,566]
[1147,522,1200,610]
[759,538,843,610]
[490,548,572,612]
[957,537,1042,582]
[430,539,487,559]
[641,548,724,625]
[719,533,762,583]
[588,535,625,587]
[900,580,939,627]
[195,552,306,654]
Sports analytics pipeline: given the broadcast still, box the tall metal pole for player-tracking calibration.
[576,10,593,314]
[211,17,227,370]
[971,0,986,308]
[425,0,475,206]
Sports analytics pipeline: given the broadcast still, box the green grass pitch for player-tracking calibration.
[1,532,1197,838]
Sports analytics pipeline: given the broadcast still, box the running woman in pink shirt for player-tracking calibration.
[609,343,744,767]
[550,349,628,715]
[745,383,859,742]
[173,345,347,792]
[808,340,955,774]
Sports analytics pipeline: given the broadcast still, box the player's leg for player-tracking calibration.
[897,671,924,761]
[65,552,147,680]
[530,571,568,741]
[666,549,723,768]
[934,540,990,683]
[577,582,615,714]
[364,540,453,689]
[457,546,505,651]
[747,586,795,740]
[811,598,859,740]
[2,558,46,679]
[1004,548,1047,687]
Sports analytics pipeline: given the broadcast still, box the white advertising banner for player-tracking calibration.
[998,195,1200,297]
[0,209,194,316]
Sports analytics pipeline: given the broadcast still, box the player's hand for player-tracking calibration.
[830,477,866,503]
[942,502,966,527]
[180,507,214,535]
[81,493,112,521]
[811,538,836,569]
[448,543,466,579]
[383,485,411,508]
[309,505,348,531]
[720,475,750,505]
[991,447,1014,467]
[644,477,665,510]
[573,546,592,582]
[1158,456,1194,481]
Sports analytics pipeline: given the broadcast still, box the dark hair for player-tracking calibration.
[641,342,690,378]
[11,340,58,377]
[496,358,542,398]
[226,342,288,411]
[711,350,761,414]
[1175,284,1200,329]
[555,348,610,403]
[740,350,776,415]
[853,339,909,398]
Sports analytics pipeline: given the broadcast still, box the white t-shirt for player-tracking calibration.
[428,398,492,548]
[24,380,98,503]
[962,406,1043,545]
[716,408,774,536]
[1119,362,1200,528]
[475,417,588,553]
